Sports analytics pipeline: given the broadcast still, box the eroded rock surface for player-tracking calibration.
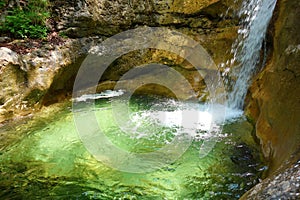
[246,0,300,174]
[242,157,300,199]
[50,0,239,37]
[244,0,300,198]
[1,0,239,123]
[0,39,93,122]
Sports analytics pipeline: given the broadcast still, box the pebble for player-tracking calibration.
[243,159,300,199]
[0,37,11,43]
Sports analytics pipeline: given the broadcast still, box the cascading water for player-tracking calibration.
[225,0,277,109]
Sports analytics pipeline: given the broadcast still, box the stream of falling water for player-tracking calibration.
[224,0,277,109]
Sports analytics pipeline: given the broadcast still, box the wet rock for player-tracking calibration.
[0,47,27,119]
[241,158,300,200]
[244,0,300,198]
[230,143,254,168]
[246,0,300,174]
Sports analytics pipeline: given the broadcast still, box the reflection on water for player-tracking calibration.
[0,94,264,199]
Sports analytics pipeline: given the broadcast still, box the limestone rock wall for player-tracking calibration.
[50,0,240,67]
[241,0,300,199]
[240,1,300,197]
[246,0,300,177]
[0,39,93,122]
[50,0,238,37]
[0,0,239,123]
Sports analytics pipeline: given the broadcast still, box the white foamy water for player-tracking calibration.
[129,101,243,140]
[73,91,246,161]
[74,90,125,102]
[74,87,244,144]
[132,109,213,131]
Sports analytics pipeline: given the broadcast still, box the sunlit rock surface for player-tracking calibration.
[241,158,300,199]
[51,0,239,37]
[0,39,92,122]
[244,0,300,198]
[1,0,239,122]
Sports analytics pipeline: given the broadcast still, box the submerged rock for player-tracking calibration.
[241,156,300,200]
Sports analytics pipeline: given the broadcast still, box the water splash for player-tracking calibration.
[0,96,263,199]
[74,90,125,102]
[225,0,277,109]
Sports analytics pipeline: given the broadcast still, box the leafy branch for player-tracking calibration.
[0,0,50,39]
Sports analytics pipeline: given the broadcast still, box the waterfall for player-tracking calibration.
[225,0,277,109]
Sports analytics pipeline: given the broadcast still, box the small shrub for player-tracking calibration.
[0,0,50,39]
[0,1,6,9]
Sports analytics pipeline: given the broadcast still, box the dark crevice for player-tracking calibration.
[0,98,5,106]
[42,55,86,106]
[283,68,298,78]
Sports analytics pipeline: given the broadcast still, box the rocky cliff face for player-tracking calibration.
[246,0,300,174]
[0,39,92,122]
[0,0,239,123]
[50,0,239,66]
[243,0,300,198]
[51,0,238,38]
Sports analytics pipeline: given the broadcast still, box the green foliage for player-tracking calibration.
[0,0,8,8]
[0,0,50,39]
[0,1,6,9]
[58,31,68,38]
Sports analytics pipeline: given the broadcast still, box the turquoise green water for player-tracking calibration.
[0,95,264,199]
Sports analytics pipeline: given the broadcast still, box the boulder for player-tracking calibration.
[0,39,93,122]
